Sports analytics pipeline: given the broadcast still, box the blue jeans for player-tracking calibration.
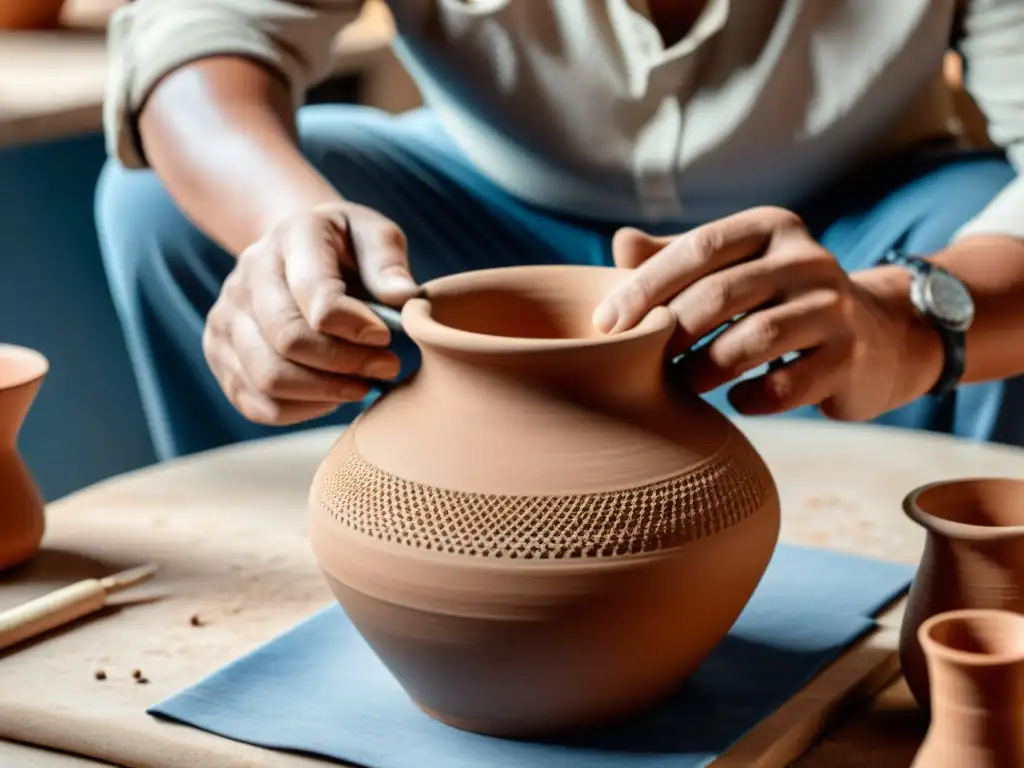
[95,106,1022,460]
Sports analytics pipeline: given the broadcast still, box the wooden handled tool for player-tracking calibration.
[0,564,158,651]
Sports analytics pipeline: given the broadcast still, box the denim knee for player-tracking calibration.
[901,154,1016,254]
[94,159,229,319]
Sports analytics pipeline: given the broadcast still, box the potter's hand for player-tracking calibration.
[203,202,419,425]
[593,206,940,421]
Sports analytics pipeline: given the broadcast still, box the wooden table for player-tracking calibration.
[2,418,1024,767]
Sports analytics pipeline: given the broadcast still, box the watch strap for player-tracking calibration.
[931,325,966,398]
[882,250,966,398]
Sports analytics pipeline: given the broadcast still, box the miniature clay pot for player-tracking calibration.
[0,0,65,29]
[309,264,781,737]
[0,344,48,572]
[911,609,1024,768]
[899,478,1024,711]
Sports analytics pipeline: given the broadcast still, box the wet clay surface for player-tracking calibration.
[2,419,1024,766]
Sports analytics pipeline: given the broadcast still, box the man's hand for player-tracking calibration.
[593,206,943,420]
[203,202,419,425]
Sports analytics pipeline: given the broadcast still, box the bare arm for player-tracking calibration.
[138,57,343,256]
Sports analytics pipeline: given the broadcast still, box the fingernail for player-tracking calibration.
[380,268,417,294]
[338,384,370,402]
[592,301,620,334]
[238,392,275,422]
[359,327,390,347]
[363,359,401,381]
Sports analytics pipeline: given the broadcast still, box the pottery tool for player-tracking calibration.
[367,301,404,332]
[366,301,406,394]
[0,564,158,651]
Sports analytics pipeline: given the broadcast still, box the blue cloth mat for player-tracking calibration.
[150,544,913,767]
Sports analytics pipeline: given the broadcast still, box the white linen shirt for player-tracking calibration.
[104,0,1024,240]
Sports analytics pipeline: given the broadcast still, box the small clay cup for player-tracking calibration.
[912,609,1024,767]
[0,344,48,571]
[899,478,1024,710]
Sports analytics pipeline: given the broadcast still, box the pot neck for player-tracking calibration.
[405,303,676,408]
[0,381,41,450]
[927,651,1024,734]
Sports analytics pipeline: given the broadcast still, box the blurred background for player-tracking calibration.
[0,0,991,501]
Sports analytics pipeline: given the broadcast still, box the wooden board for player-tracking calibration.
[717,598,906,766]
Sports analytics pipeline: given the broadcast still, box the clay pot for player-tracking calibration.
[309,264,781,737]
[0,0,66,29]
[0,344,48,572]
[899,478,1024,710]
[911,609,1024,767]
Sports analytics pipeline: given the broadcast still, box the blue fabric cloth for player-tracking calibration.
[95,105,1023,460]
[149,544,913,768]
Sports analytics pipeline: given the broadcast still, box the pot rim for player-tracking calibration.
[919,608,1024,667]
[401,264,675,355]
[0,343,49,392]
[902,477,1024,541]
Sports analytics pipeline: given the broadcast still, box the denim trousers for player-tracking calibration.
[95,106,1022,460]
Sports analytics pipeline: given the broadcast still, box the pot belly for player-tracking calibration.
[311,482,779,737]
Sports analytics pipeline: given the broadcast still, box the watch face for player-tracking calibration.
[923,269,975,331]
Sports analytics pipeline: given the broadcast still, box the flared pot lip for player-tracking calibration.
[401,264,675,355]
[901,477,1024,541]
[918,608,1024,667]
[0,343,49,391]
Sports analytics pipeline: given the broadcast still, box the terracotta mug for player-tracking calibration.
[0,344,48,571]
[912,609,1024,767]
[899,478,1024,710]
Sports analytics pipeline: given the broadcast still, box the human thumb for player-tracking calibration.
[347,207,420,304]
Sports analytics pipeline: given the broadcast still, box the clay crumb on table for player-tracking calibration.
[189,613,205,627]
[93,669,106,681]
[132,668,149,684]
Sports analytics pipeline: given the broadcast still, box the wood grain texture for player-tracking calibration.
[2,418,1023,766]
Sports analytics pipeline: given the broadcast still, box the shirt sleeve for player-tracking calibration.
[104,0,364,169]
[952,0,1024,241]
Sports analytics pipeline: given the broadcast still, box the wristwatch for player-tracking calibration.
[881,249,974,397]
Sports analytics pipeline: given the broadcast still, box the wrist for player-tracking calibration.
[852,264,945,407]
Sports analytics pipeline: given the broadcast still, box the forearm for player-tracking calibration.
[934,234,1024,383]
[138,57,342,256]
[855,234,1024,402]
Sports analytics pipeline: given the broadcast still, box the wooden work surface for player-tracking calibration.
[0,0,397,148]
[3,418,1024,767]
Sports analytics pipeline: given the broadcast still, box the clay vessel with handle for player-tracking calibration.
[899,478,1024,710]
[309,264,781,737]
[0,344,48,572]
[911,609,1024,767]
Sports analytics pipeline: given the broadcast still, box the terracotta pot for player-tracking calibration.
[0,0,66,29]
[309,264,781,737]
[899,478,1024,710]
[0,344,48,572]
[912,609,1024,767]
